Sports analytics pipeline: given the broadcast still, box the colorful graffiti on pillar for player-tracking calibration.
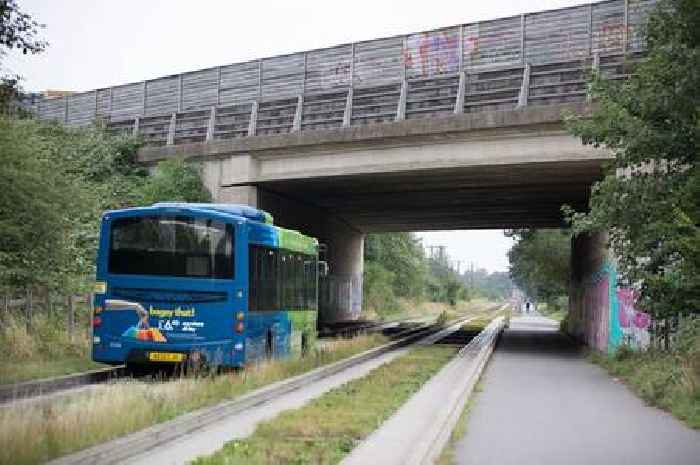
[614,288,651,349]
[574,261,652,353]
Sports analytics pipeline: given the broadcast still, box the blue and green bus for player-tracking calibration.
[91,203,323,369]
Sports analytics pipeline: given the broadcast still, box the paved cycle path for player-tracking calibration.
[455,316,700,465]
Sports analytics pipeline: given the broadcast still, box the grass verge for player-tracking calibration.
[589,319,699,429]
[0,358,104,385]
[193,345,457,465]
[590,348,700,429]
[0,333,388,465]
[536,302,567,323]
[365,298,497,324]
[0,311,101,385]
[436,300,505,328]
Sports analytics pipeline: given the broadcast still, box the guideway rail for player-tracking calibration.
[0,365,125,404]
[0,317,427,406]
[342,312,507,465]
[49,316,478,465]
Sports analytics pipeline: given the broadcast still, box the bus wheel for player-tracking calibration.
[186,351,207,376]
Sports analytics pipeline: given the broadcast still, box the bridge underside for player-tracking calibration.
[139,104,610,323]
[256,159,599,232]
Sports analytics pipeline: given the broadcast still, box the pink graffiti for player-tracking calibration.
[464,35,478,55]
[617,288,650,330]
[634,312,651,329]
[403,30,460,77]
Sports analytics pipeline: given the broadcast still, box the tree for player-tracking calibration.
[564,0,700,320]
[364,233,428,301]
[463,268,513,301]
[0,1,47,54]
[362,232,471,314]
[507,229,571,307]
[0,116,213,292]
[0,0,48,113]
[0,117,78,289]
[0,118,147,291]
[362,261,400,314]
[140,158,211,205]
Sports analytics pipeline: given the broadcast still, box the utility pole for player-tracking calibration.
[470,262,475,289]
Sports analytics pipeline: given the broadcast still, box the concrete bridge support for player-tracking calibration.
[568,231,616,352]
[319,216,364,324]
[567,231,653,353]
[217,184,364,324]
[568,230,653,353]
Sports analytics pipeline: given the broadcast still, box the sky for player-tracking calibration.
[417,231,514,274]
[5,0,592,272]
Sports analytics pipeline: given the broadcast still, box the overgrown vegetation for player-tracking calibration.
[564,0,699,322]
[590,318,700,429]
[0,308,99,384]
[0,333,389,465]
[192,345,457,465]
[363,233,511,319]
[506,229,571,313]
[0,117,210,382]
[462,268,513,302]
[0,117,211,293]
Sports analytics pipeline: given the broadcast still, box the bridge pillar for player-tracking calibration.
[568,231,613,352]
[257,190,364,324]
[319,216,364,324]
[217,185,259,206]
[216,183,364,324]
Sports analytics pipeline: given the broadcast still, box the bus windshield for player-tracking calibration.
[108,216,234,279]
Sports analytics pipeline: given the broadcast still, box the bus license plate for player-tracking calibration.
[148,352,185,362]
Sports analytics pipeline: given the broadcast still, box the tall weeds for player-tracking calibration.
[0,312,95,384]
[0,333,387,465]
[590,318,700,429]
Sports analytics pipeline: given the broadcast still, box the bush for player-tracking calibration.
[363,262,400,317]
[0,117,212,293]
[140,158,211,205]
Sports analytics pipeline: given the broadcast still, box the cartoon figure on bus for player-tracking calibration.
[121,304,167,343]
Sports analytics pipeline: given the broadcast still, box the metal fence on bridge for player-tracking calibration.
[32,0,657,146]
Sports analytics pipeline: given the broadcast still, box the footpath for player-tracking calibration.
[454,316,700,465]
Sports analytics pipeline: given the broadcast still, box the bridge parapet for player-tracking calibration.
[34,0,656,147]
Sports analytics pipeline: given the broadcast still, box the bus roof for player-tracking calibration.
[151,202,274,224]
[105,203,319,255]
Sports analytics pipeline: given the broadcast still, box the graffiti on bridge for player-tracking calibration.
[575,262,652,353]
[615,288,651,349]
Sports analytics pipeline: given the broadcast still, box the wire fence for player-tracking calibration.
[1,288,94,339]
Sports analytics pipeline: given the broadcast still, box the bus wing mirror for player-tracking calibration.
[318,261,329,277]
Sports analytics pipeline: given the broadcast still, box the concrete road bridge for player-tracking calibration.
[34,0,657,322]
